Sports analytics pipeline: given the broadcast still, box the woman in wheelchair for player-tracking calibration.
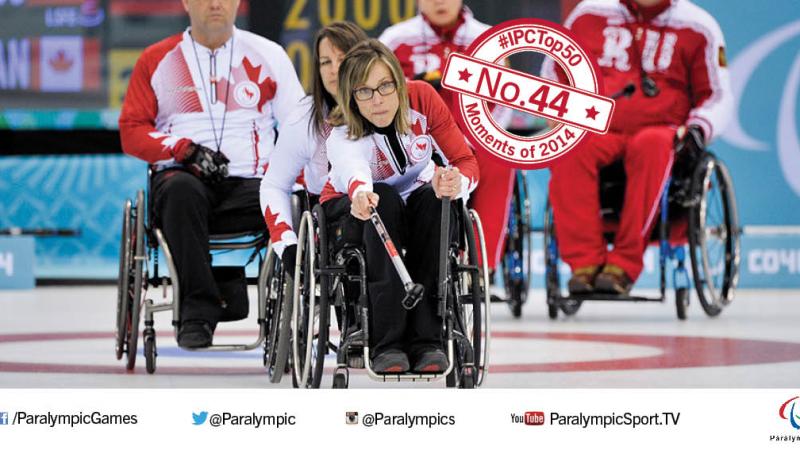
[319,39,479,374]
[260,22,368,269]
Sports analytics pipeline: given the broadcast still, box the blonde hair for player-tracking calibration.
[329,39,410,139]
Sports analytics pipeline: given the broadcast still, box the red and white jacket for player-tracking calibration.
[260,97,332,256]
[119,27,305,177]
[321,81,479,204]
[542,0,732,141]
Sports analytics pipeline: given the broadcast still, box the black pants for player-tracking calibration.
[323,183,457,356]
[152,169,265,326]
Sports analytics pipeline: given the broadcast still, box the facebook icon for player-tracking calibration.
[0,412,8,425]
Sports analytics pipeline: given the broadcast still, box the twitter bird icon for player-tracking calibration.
[192,411,208,425]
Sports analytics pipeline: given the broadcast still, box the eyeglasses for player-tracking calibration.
[353,81,396,101]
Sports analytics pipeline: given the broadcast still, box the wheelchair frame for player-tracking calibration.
[498,170,534,318]
[115,168,292,376]
[290,200,491,389]
[543,150,741,320]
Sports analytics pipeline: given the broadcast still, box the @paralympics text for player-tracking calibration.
[359,412,455,428]
[11,411,138,427]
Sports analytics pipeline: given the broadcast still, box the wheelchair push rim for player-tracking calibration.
[117,190,145,370]
[291,210,329,388]
[689,154,740,316]
[263,247,293,383]
[115,199,132,361]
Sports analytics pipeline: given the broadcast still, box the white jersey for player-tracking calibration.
[120,27,305,178]
[260,97,331,256]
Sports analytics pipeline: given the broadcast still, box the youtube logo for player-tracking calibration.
[525,411,545,426]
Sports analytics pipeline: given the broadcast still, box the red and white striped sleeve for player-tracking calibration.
[118,35,193,163]
[325,126,374,199]
[684,11,733,143]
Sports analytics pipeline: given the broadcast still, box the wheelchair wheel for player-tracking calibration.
[144,325,156,374]
[117,190,145,370]
[688,154,740,317]
[115,199,132,361]
[263,248,293,383]
[543,201,582,319]
[675,287,688,320]
[291,210,329,389]
[449,208,489,388]
[501,172,532,318]
[332,372,348,389]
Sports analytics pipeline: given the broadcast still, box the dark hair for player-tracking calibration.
[310,21,369,139]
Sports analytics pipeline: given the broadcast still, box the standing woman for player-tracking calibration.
[321,39,479,374]
[260,22,368,269]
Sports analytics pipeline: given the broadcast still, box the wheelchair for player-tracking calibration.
[288,197,491,389]
[497,170,533,318]
[114,168,298,378]
[544,148,741,320]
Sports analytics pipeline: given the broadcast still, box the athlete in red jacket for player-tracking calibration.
[379,0,515,274]
[542,0,732,294]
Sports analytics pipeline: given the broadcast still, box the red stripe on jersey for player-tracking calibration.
[348,179,366,199]
[320,181,345,204]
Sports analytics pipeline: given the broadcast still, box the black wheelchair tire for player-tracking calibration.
[115,199,132,361]
[502,175,532,318]
[688,154,739,317]
[144,327,156,374]
[291,210,329,389]
[264,250,292,383]
[125,190,145,371]
[675,287,688,320]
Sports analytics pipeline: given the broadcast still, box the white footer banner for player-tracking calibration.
[0,389,798,448]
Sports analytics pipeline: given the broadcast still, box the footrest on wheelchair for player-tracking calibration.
[489,294,506,303]
[553,293,663,302]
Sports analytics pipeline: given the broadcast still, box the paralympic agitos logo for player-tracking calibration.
[779,396,800,430]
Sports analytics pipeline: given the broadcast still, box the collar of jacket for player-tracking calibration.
[421,6,467,42]
[620,0,673,22]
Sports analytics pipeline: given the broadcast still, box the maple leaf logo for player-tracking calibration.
[416,142,427,150]
[241,57,276,112]
[411,118,425,137]
[244,87,254,99]
[263,207,292,238]
[49,50,74,72]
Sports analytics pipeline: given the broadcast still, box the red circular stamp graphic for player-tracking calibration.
[441,18,614,169]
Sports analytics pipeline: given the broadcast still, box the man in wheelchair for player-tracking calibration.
[542,0,732,296]
[320,40,479,374]
[118,0,304,348]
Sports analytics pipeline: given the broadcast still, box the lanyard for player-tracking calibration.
[622,6,669,97]
[190,30,234,152]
